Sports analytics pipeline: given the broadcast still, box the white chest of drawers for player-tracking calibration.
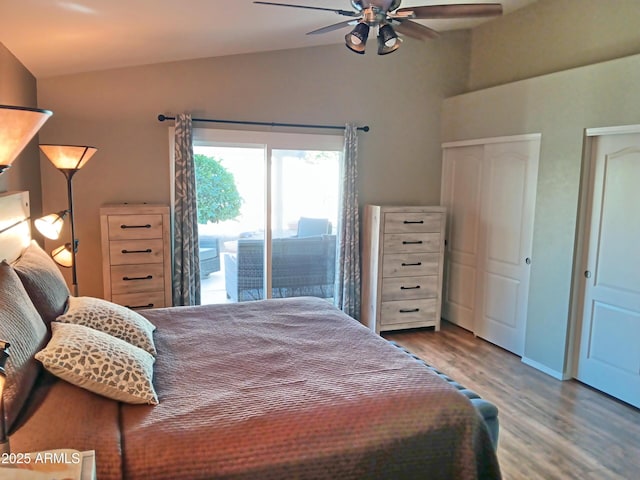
[100,204,172,309]
[361,205,446,334]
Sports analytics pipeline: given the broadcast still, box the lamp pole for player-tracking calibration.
[62,168,79,297]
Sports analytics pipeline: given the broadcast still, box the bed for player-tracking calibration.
[0,191,501,479]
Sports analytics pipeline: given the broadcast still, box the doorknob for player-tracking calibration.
[525,257,531,265]
[584,270,592,278]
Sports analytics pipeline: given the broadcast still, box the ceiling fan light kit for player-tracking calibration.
[254,1,503,55]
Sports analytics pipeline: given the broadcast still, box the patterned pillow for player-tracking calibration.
[36,322,159,405]
[0,261,49,431]
[57,296,157,356]
[13,240,70,325]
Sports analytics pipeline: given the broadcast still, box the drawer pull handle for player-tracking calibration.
[399,308,420,313]
[403,220,424,224]
[402,262,422,266]
[400,285,421,290]
[122,248,153,254]
[126,303,154,309]
[121,224,152,229]
[123,275,153,281]
[402,240,423,245]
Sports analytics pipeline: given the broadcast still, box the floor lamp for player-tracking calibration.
[36,145,97,296]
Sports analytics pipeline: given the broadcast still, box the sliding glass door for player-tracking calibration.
[193,129,342,305]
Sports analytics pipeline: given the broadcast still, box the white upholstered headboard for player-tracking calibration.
[0,191,31,264]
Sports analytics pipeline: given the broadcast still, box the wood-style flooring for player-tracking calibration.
[383,321,640,480]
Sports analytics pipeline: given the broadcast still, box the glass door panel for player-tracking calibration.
[269,149,341,301]
[195,145,266,304]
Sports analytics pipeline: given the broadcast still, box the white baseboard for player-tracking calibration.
[521,356,571,380]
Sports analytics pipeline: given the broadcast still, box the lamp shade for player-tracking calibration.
[0,105,52,173]
[39,144,97,170]
[378,24,402,55]
[51,243,73,268]
[34,211,67,240]
[345,22,370,54]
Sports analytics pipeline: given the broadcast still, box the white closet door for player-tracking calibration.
[441,135,540,356]
[576,131,640,408]
[441,145,484,331]
[475,140,539,356]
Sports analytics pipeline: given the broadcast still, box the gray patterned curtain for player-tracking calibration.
[173,113,201,306]
[335,123,361,319]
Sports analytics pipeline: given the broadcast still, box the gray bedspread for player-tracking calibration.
[121,297,500,479]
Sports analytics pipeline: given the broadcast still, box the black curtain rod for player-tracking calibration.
[157,114,369,132]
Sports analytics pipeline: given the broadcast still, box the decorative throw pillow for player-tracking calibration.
[36,322,159,405]
[56,296,157,356]
[0,261,48,431]
[12,240,70,325]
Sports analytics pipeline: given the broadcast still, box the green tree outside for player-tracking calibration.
[194,153,242,224]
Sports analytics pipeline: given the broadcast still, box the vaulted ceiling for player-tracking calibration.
[0,0,537,78]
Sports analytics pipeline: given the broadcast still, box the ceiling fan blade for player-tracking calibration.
[253,2,359,17]
[393,19,440,40]
[307,19,359,35]
[396,3,503,19]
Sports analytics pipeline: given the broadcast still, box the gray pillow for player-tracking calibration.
[0,261,48,431]
[13,240,70,325]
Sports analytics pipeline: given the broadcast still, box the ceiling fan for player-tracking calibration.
[254,1,503,55]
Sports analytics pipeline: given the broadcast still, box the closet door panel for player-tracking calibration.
[475,140,539,355]
[441,145,483,331]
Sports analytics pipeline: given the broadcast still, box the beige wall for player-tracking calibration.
[37,34,471,298]
[443,53,640,377]
[0,42,43,218]
[469,0,640,90]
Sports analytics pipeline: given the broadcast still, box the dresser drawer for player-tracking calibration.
[382,253,440,278]
[111,291,167,310]
[384,212,442,234]
[383,233,441,254]
[110,263,165,294]
[380,299,438,326]
[109,239,164,265]
[107,214,164,240]
[381,275,438,301]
